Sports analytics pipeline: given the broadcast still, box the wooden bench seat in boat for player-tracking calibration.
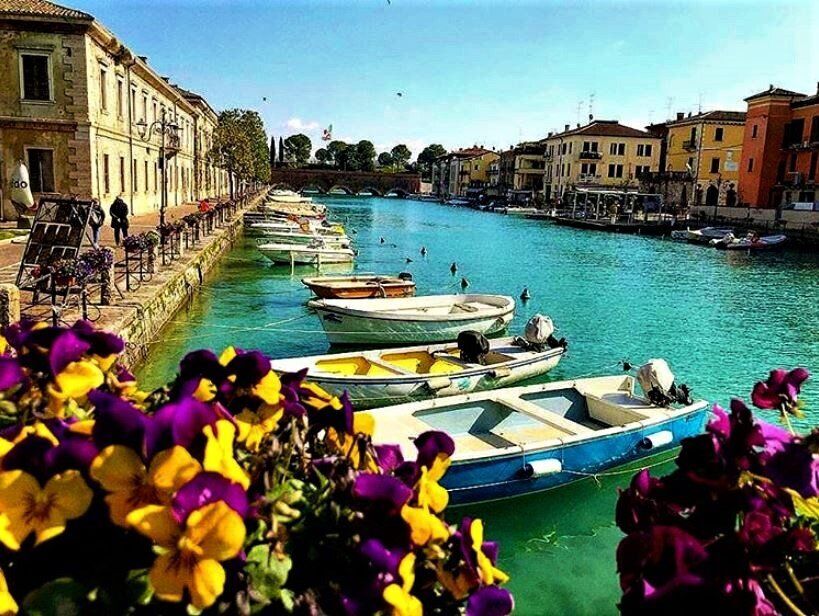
[497,396,596,437]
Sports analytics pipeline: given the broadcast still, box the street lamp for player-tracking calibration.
[136,108,180,228]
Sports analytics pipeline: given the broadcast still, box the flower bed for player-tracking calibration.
[123,232,159,254]
[0,321,513,615]
[616,368,818,614]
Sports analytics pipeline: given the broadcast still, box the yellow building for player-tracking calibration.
[0,0,229,219]
[434,147,499,198]
[543,120,661,202]
[664,110,745,206]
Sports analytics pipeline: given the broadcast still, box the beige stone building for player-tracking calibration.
[0,0,229,219]
[543,120,661,203]
[432,147,499,198]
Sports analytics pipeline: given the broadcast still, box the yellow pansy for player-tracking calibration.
[192,378,218,402]
[252,370,281,405]
[300,382,343,410]
[218,346,237,366]
[469,519,508,585]
[787,489,819,521]
[203,421,249,489]
[50,360,104,399]
[416,466,449,514]
[235,404,283,452]
[90,445,202,526]
[0,567,17,615]
[0,469,92,550]
[383,553,422,616]
[401,504,449,546]
[126,501,245,610]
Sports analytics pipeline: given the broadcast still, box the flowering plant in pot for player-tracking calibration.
[0,320,513,615]
[76,247,114,282]
[616,368,818,615]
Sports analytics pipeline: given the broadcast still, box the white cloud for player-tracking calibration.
[285,117,319,131]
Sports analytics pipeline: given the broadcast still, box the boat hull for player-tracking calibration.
[293,350,563,409]
[444,407,707,504]
[305,280,416,300]
[259,246,354,265]
[313,306,514,345]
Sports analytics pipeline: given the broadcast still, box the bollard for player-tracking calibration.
[147,245,157,274]
[0,284,21,327]
[100,261,115,305]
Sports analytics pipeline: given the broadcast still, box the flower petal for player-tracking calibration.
[466,586,514,616]
[45,470,92,520]
[148,447,202,494]
[187,559,226,610]
[185,501,245,561]
[90,445,147,492]
[172,472,249,523]
[126,504,178,547]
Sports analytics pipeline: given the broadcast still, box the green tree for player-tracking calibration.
[377,152,393,168]
[417,144,446,178]
[238,110,270,182]
[326,140,348,168]
[356,140,377,171]
[209,108,267,198]
[315,148,330,165]
[390,144,412,169]
[283,133,312,167]
[337,147,361,171]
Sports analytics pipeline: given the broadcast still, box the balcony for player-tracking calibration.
[578,151,602,160]
[578,174,602,183]
[786,140,819,151]
[682,139,697,151]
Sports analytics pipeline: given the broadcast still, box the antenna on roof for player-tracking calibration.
[697,92,702,114]
[588,93,595,122]
[576,99,583,126]
[666,97,673,121]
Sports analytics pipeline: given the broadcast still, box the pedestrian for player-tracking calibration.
[110,195,130,246]
[88,199,105,248]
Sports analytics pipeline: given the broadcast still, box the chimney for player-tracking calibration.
[588,114,593,122]
[576,123,580,128]
[816,81,819,94]
[548,131,553,137]
[138,55,148,63]
[676,112,684,121]
[769,84,774,91]
[564,124,570,131]
[687,112,692,118]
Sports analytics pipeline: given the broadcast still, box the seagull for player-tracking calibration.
[262,97,268,101]
[380,237,385,244]
[420,246,427,256]
[396,92,403,97]
[520,286,531,301]
[405,257,413,264]
[450,262,458,274]
[460,277,470,290]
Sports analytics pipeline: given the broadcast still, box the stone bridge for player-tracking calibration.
[269,167,420,196]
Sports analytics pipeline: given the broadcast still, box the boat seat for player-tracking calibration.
[494,397,596,437]
[451,303,480,313]
[584,394,657,427]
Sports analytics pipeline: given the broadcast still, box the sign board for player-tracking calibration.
[16,196,92,291]
[724,161,739,172]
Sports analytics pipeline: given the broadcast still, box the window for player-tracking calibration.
[710,157,720,173]
[810,151,817,180]
[130,89,136,122]
[687,157,694,170]
[752,124,758,139]
[133,159,138,192]
[144,160,149,191]
[747,158,754,173]
[154,162,158,191]
[607,163,623,178]
[581,163,598,176]
[103,154,110,194]
[566,163,570,176]
[588,163,596,176]
[116,79,124,118]
[636,144,653,157]
[20,53,51,101]
[142,92,148,122]
[26,149,55,192]
[811,117,819,143]
[635,165,650,177]
[99,67,108,111]
[152,99,157,124]
[714,127,724,142]
[582,141,598,152]
[568,142,573,154]
[609,143,625,155]
[119,156,126,193]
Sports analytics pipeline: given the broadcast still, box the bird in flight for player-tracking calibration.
[396,92,403,97]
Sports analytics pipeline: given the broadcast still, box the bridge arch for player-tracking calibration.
[386,187,410,197]
[300,183,326,195]
[357,186,383,197]
[271,182,295,191]
[328,185,354,195]
[269,168,421,196]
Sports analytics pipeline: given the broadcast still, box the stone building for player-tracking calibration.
[496,142,546,203]
[431,147,499,198]
[543,120,660,203]
[0,0,229,219]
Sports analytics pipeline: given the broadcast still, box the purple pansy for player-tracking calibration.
[0,356,24,390]
[414,430,455,470]
[49,329,90,375]
[90,390,153,454]
[466,585,514,616]
[751,368,809,410]
[151,396,219,452]
[172,472,249,523]
[352,474,413,514]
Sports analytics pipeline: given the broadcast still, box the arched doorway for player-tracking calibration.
[705,185,719,207]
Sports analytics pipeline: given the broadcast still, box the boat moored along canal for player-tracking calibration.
[368,366,708,504]
[301,273,416,299]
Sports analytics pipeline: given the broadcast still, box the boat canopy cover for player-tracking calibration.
[524,314,554,345]
[636,359,675,403]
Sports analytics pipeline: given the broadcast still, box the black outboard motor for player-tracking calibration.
[457,330,490,365]
[398,272,413,281]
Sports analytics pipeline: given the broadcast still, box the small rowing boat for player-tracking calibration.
[245,220,345,237]
[262,203,327,218]
[309,294,515,345]
[301,274,416,299]
[714,233,786,251]
[258,242,355,265]
[269,332,566,409]
[368,360,707,504]
[686,227,733,244]
[268,189,313,204]
[257,231,351,248]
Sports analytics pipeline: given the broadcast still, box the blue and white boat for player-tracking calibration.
[369,365,708,504]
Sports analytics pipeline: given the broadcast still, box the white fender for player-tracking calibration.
[525,458,562,477]
[10,161,35,210]
[640,430,673,450]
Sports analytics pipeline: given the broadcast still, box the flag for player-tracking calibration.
[322,124,333,141]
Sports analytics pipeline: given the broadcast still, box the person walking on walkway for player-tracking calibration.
[88,199,105,248]
[110,195,130,246]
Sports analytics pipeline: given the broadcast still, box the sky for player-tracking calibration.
[73,0,818,160]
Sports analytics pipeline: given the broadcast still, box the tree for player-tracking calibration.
[356,140,377,171]
[390,144,412,169]
[417,144,446,178]
[377,152,393,168]
[283,133,312,167]
[209,108,270,198]
[270,135,276,169]
[315,148,330,165]
[337,147,361,171]
[326,140,348,168]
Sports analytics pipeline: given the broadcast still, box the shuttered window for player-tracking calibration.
[21,54,51,101]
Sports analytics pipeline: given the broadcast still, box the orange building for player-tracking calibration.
[739,84,819,208]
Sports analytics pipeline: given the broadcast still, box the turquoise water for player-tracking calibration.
[138,196,819,614]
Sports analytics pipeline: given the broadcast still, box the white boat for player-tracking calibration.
[262,203,327,218]
[686,227,733,244]
[504,207,539,216]
[715,234,787,251]
[269,335,565,409]
[445,198,471,207]
[268,189,313,204]
[256,232,351,248]
[368,364,708,504]
[246,220,345,237]
[257,242,355,265]
[308,294,516,345]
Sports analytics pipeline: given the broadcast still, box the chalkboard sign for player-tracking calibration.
[16,196,92,292]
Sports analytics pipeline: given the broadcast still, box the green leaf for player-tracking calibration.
[245,544,292,604]
[21,578,88,616]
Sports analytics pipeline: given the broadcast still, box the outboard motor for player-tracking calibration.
[514,314,567,351]
[635,359,692,406]
[397,272,413,281]
[457,330,489,365]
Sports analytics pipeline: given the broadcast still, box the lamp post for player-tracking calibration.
[136,108,180,228]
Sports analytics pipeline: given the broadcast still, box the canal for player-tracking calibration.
[137,196,819,615]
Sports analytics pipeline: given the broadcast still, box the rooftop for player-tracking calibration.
[548,120,655,140]
[0,0,92,20]
[745,84,806,102]
[665,110,746,126]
